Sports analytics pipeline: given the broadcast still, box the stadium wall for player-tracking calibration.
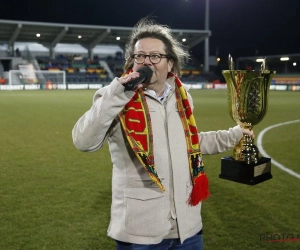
[1,82,300,91]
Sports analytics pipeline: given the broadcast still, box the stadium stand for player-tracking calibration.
[0,19,299,88]
[0,19,213,86]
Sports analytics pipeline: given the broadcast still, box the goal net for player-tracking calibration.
[8,70,66,89]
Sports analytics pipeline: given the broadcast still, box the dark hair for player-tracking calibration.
[124,17,190,77]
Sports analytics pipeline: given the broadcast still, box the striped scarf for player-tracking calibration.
[119,72,209,206]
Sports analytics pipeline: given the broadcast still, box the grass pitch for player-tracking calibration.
[0,89,299,250]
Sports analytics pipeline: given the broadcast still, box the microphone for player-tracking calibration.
[123,66,153,91]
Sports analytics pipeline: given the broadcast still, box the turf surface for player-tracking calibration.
[0,89,299,250]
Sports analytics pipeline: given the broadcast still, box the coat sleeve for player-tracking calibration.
[185,88,243,155]
[72,78,135,152]
[199,125,243,155]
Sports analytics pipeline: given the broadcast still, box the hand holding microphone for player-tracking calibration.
[121,66,153,91]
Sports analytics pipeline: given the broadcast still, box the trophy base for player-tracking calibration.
[219,156,272,185]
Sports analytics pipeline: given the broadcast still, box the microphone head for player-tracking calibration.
[137,66,153,83]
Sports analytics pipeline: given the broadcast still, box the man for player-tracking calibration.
[72,18,253,250]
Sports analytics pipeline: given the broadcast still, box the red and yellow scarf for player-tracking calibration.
[119,72,209,206]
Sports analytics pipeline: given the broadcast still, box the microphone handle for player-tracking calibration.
[123,75,145,91]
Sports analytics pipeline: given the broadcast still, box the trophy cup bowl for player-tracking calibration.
[219,67,276,185]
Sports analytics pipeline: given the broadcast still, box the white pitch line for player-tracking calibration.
[257,119,300,179]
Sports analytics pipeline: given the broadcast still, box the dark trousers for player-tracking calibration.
[116,231,204,250]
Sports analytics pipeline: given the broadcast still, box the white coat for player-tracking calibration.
[72,75,243,244]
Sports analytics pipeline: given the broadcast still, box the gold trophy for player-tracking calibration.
[219,55,276,185]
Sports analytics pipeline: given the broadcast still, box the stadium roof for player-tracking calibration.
[0,19,211,53]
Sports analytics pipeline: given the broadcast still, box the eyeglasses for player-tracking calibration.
[132,53,169,64]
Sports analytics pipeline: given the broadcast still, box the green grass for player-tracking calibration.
[0,89,299,250]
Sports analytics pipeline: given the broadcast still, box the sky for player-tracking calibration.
[1,0,300,63]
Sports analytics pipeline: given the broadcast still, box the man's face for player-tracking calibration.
[132,38,174,88]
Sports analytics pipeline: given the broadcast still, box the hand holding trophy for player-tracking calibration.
[219,55,276,185]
